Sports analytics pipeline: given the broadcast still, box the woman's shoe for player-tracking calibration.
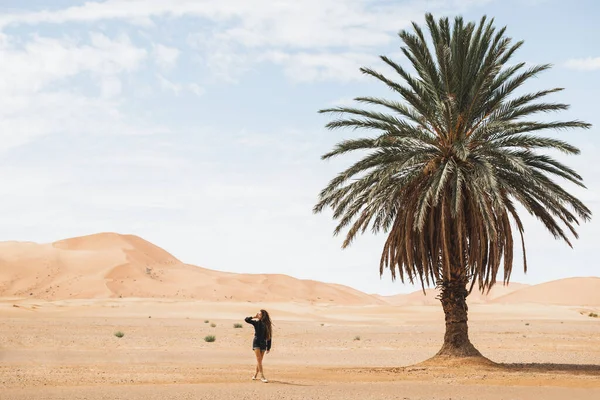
[261,377,268,383]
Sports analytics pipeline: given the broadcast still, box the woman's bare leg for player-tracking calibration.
[253,349,262,379]
[258,350,266,380]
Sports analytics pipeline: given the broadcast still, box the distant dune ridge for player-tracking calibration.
[0,232,598,306]
[489,277,600,306]
[0,233,382,304]
[378,282,531,306]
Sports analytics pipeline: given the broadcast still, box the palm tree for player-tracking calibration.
[314,14,591,358]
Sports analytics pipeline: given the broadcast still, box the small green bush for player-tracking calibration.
[204,335,216,342]
[354,335,360,341]
[114,331,125,338]
[233,323,243,328]
[204,320,209,323]
[210,323,217,327]
[589,312,599,318]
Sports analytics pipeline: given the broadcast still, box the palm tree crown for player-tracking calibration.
[314,14,591,294]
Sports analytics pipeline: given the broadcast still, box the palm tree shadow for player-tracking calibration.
[500,363,600,376]
[268,380,312,386]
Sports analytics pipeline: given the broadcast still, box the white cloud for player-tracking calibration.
[565,57,600,71]
[0,33,146,96]
[0,32,153,151]
[156,74,205,96]
[0,0,491,84]
[0,0,414,48]
[187,41,375,83]
[0,92,168,152]
[234,128,318,156]
[0,165,70,197]
[154,43,180,70]
[188,83,204,96]
[93,149,191,169]
[100,76,122,98]
[264,51,376,82]
[157,74,182,94]
[0,0,494,47]
[187,35,253,83]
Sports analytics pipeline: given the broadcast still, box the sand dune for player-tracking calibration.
[381,277,600,307]
[381,282,530,306]
[491,277,600,306]
[1,233,598,307]
[0,233,382,305]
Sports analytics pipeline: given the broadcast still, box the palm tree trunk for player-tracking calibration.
[435,277,482,357]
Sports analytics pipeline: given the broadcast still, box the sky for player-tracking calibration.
[0,0,598,295]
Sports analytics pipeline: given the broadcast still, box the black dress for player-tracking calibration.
[244,317,272,351]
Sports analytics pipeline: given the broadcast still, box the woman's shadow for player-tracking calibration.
[266,380,312,386]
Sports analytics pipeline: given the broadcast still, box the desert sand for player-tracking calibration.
[1,233,599,399]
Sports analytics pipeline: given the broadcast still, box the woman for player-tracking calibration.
[244,309,273,383]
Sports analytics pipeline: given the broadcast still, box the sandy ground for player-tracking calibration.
[1,298,599,399]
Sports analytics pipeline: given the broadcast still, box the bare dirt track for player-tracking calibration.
[1,299,599,399]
